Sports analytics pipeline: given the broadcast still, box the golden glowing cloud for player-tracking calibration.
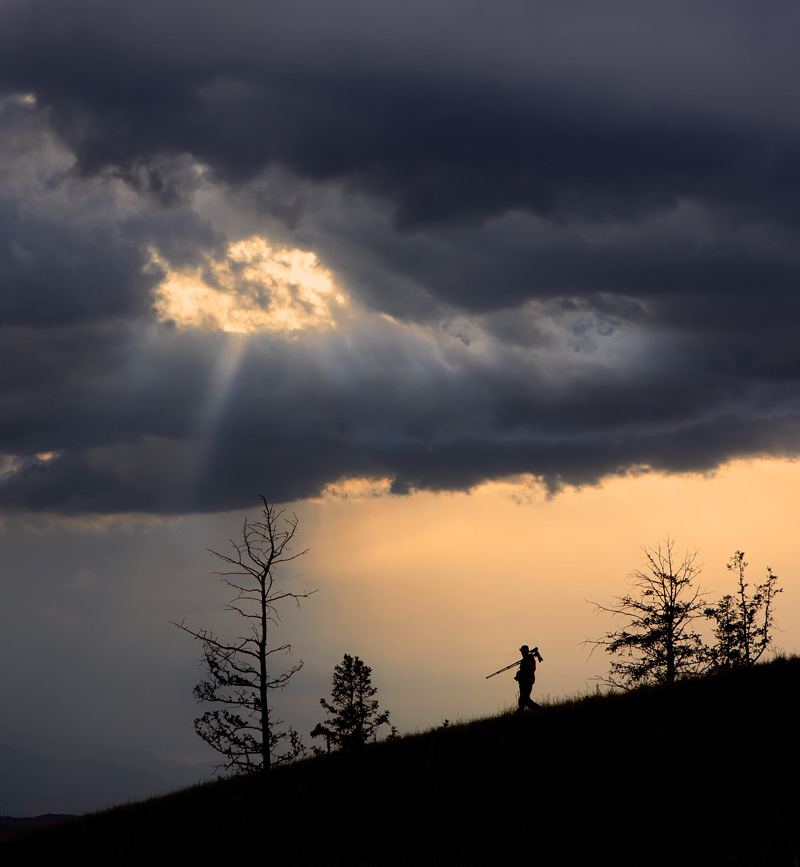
[151,237,347,334]
[319,477,394,500]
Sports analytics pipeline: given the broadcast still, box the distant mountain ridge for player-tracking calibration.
[0,814,73,839]
[0,721,213,817]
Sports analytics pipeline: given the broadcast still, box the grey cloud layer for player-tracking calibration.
[4,0,800,227]
[1,0,800,513]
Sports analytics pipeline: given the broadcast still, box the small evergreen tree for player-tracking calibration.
[705,551,782,668]
[312,654,391,751]
[587,538,707,689]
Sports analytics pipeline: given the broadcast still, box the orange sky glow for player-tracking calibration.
[286,458,799,733]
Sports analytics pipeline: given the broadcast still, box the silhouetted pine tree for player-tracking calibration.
[312,654,390,751]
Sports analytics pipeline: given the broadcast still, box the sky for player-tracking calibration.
[1,0,800,775]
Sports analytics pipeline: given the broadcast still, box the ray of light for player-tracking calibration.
[148,233,350,493]
[187,332,250,494]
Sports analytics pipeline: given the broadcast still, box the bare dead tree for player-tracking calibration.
[585,538,707,689]
[173,497,315,775]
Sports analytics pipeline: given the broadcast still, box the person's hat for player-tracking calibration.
[519,645,529,653]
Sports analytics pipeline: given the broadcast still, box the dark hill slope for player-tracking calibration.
[5,657,800,865]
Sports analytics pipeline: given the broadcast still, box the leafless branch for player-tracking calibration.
[584,538,707,688]
[174,497,316,775]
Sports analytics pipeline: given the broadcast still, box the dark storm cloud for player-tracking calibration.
[4,0,800,234]
[1,312,797,513]
[0,200,155,326]
[3,0,800,513]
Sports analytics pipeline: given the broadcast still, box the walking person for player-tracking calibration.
[515,645,542,713]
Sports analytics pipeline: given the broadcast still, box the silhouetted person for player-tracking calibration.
[515,645,542,713]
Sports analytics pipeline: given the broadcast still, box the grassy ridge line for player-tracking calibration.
[4,657,800,865]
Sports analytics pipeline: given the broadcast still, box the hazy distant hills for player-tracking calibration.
[0,721,212,817]
[5,658,800,864]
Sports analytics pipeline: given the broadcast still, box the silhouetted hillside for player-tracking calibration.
[5,657,800,865]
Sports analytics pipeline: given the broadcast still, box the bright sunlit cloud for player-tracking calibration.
[319,477,395,500]
[151,236,347,334]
